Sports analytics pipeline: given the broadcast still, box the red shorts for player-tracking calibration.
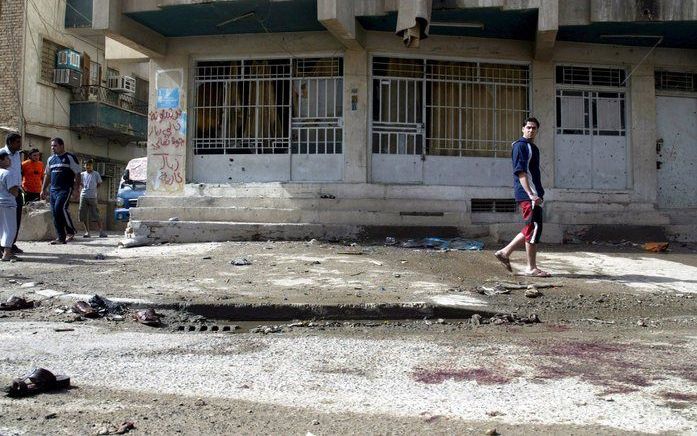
[519,200,543,244]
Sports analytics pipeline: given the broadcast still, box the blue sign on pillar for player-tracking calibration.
[156,87,180,109]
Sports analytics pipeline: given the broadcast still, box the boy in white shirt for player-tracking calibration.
[78,159,107,238]
[0,151,20,261]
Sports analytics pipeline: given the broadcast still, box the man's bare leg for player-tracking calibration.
[525,241,537,271]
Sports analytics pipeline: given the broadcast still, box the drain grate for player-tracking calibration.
[174,324,239,333]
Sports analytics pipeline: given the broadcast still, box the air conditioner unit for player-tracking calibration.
[56,49,80,70]
[53,68,82,88]
[107,75,136,93]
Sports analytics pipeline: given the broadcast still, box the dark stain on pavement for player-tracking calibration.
[412,368,510,385]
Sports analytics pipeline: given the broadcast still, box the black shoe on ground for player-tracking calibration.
[11,245,23,254]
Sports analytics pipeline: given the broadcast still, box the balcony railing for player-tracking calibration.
[72,85,148,115]
[70,86,148,142]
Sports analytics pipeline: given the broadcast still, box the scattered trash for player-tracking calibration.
[194,398,206,406]
[20,282,38,288]
[319,194,335,199]
[99,421,136,435]
[489,313,540,325]
[525,287,543,298]
[168,217,180,221]
[477,284,511,296]
[5,368,70,398]
[580,318,615,325]
[307,239,317,245]
[45,412,57,419]
[402,237,484,251]
[53,328,74,332]
[470,314,482,325]
[134,308,162,327]
[642,242,669,253]
[72,301,99,318]
[393,273,401,278]
[202,256,212,260]
[89,295,126,315]
[485,429,499,436]
[95,253,106,260]
[337,251,364,255]
[385,237,397,246]
[0,295,34,311]
[231,257,252,266]
[637,319,647,327]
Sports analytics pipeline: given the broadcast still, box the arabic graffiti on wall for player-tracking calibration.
[148,106,186,191]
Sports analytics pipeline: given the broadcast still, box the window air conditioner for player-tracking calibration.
[56,49,81,70]
[53,68,82,88]
[107,76,136,93]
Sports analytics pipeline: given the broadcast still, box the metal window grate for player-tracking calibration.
[193,58,343,155]
[371,57,529,158]
[655,71,697,92]
[556,89,626,136]
[471,198,517,213]
[556,66,626,88]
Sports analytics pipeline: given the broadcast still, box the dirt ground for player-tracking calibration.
[1,236,696,434]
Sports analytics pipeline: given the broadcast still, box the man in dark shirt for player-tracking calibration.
[494,117,551,277]
[40,137,81,244]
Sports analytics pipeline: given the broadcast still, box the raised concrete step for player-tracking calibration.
[130,206,468,227]
[137,196,470,213]
[127,220,490,244]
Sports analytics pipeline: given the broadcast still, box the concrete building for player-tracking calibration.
[90,0,697,243]
[0,0,148,229]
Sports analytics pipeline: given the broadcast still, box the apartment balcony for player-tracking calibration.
[70,86,147,143]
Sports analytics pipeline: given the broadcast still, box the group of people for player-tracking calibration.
[0,134,107,261]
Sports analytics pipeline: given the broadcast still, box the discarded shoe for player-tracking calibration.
[0,295,34,311]
[134,308,161,327]
[5,368,70,398]
[72,301,99,318]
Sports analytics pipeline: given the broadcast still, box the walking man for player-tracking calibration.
[22,148,44,202]
[78,159,107,238]
[40,138,81,244]
[494,117,551,277]
[2,133,25,254]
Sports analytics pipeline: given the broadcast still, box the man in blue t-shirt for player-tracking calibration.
[40,137,81,244]
[494,117,551,277]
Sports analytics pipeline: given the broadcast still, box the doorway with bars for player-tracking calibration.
[192,57,344,183]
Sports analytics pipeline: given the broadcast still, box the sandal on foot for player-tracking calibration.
[5,368,70,398]
[83,233,91,238]
[66,234,75,242]
[49,239,66,245]
[134,308,161,327]
[0,295,34,311]
[494,252,512,272]
[524,269,552,277]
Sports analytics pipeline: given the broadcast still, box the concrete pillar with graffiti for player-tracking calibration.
[147,58,188,194]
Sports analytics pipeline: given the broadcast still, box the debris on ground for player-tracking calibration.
[580,318,615,325]
[401,237,484,251]
[642,242,669,253]
[488,313,541,325]
[525,287,543,298]
[72,301,99,318]
[231,257,252,266]
[477,284,511,296]
[5,367,70,398]
[98,421,136,435]
[89,294,126,316]
[134,308,162,327]
[0,295,34,311]
[95,253,106,260]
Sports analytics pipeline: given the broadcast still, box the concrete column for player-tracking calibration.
[531,60,555,191]
[343,49,369,183]
[146,55,189,196]
[628,63,657,203]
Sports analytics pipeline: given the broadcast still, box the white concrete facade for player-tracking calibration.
[101,0,697,242]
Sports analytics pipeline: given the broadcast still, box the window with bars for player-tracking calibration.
[371,57,530,158]
[655,70,697,93]
[40,39,66,82]
[193,57,343,155]
[556,65,627,137]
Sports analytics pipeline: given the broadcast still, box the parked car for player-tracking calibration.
[114,157,146,222]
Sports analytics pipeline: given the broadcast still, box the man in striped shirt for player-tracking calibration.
[40,137,81,244]
[494,117,551,277]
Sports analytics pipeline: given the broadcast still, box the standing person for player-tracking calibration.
[1,133,24,255]
[22,148,44,202]
[40,138,81,244]
[0,151,20,261]
[78,159,107,238]
[494,117,551,277]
